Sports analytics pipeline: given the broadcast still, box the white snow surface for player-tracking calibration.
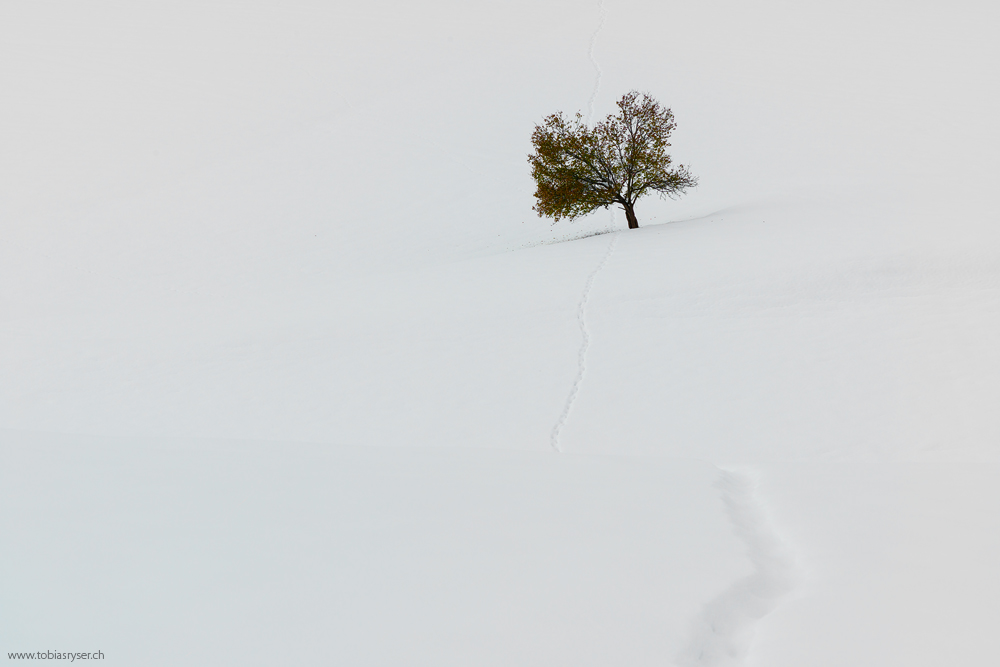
[2,1,999,665]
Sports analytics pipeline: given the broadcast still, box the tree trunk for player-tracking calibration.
[624,202,639,229]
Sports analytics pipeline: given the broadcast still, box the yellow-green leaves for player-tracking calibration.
[528,91,697,228]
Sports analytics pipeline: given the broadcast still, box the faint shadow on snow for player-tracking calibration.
[676,469,799,666]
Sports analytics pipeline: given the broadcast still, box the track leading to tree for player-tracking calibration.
[550,232,619,452]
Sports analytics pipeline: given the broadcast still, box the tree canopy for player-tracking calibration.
[528,91,697,229]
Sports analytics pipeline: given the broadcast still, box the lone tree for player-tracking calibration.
[528,91,697,230]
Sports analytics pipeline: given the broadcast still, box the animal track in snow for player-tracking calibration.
[549,3,618,454]
[550,232,619,452]
[585,0,609,125]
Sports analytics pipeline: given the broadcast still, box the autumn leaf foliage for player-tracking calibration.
[528,91,697,229]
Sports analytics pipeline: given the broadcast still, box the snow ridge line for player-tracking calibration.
[677,470,800,666]
[550,232,619,452]
[585,0,608,125]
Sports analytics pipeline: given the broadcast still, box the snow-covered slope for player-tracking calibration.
[2,1,999,665]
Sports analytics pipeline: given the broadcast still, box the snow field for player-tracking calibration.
[1,431,748,666]
[2,0,1000,664]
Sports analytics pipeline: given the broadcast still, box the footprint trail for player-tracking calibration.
[585,0,608,125]
[550,232,619,452]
